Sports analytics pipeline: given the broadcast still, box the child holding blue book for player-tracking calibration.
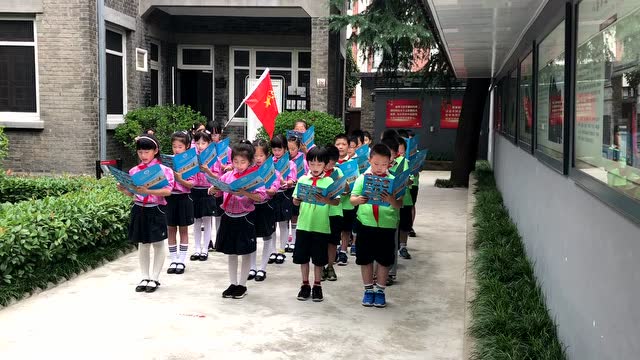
[206,120,229,251]
[286,134,308,253]
[323,145,343,282]
[190,130,217,261]
[269,134,297,264]
[117,134,174,293]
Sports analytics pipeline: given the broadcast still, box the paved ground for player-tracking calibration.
[0,171,469,360]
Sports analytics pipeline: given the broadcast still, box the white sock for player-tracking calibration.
[168,244,177,262]
[193,218,203,253]
[278,221,288,251]
[290,223,297,245]
[179,243,188,263]
[250,249,257,270]
[138,243,151,279]
[151,241,166,281]
[239,254,252,286]
[260,237,273,271]
[228,255,238,285]
[213,216,222,248]
[202,216,213,251]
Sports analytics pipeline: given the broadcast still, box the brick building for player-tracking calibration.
[0,0,346,174]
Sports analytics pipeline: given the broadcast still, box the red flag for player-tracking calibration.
[244,69,279,139]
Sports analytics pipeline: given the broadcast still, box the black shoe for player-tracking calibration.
[386,275,396,286]
[409,229,417,237]
[255,270,266,282]
[208,240,214,252]
[199,253,208,261]
[135,279,150,292]
[232,285,247,299]
[312,285,323,302]
[190,253,200,261]
[175,263,186,274]
[167,262,177,274]
[267,253,277,264]
[222,284,237,298]
[275,253,286,264]
[145,280,160,293]
[297,284,311,301]
[337,252,348,266]
[247,269,257,281]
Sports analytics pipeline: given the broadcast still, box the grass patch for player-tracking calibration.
[470,161,566,359]
[435,178,455,188]
[0,240,134,307]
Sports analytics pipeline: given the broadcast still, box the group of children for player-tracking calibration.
[117,120,420,308]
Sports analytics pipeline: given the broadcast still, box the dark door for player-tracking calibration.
[177,69,213,122]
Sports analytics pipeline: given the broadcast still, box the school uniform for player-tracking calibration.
[253,168,282,238]
[326,167,344,246]
[351,170,400,267]
[288,152,308,217]
[165,172,195,227]
[338,157,357,233]
[292,173,336,266]
[127,159,175,244]
[192,171,217,219]
[210,158,229,217]
[392,155,414,232]
[215,167,267,255]
[270,155,297,222]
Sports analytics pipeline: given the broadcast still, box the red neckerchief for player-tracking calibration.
[337,156,350,164]
[324,168,334,178]
[364,170,390,225]
[222,165,260,210]
[137,158,159,204]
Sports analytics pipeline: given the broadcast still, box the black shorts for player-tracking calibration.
[215,213,257,255]
[292,230,329,266]
[399,205,413,232]
[128,204,168,244]
[355,225,396,267]
[329,216,342,246]
[342,208,357,232]
[410,186,419,205]
[165,193,195,227]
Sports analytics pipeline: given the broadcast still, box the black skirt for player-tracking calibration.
[254,202,276,238]
[212,195,224,217]
[128,204,168,244]
[285,188,300,217]
[166,193,195,227]
[270,191,292,222]
[215,213,257,255]
[191,187,217,219]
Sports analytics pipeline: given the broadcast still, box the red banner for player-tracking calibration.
[440,99,462,129]
[385,99,422,128]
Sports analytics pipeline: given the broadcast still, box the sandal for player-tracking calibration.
[267,253,278,264]
[167,262,178,274]
[135,279,150,292]
[145,280,160,293]
[254,270,266,282]
[275,253,286,264]
[247,269,257,281]
[175,263,186,274]
[190,253,201,261]
[199,253,208,261]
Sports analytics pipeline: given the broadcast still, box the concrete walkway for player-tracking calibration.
[0,171,469,360]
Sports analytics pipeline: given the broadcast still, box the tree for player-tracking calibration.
[330,0,489,187]
[345,49,360,104]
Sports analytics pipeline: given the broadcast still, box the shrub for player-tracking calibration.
[0,175,100,204]
[256,110,344,146]
[0,127,8,165]
[0,179,130,289]
[114,105,207,156]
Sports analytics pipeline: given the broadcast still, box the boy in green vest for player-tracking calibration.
[323,145,343,282]
[293,146,340,302]
[351,144,403,308]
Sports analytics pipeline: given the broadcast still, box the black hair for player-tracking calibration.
[270,134,287,149]
[231,142,255,162]
[287,135,302,148]
[348,135,359,145]
[191,122,205,134]
[381,136,400,153]
[144,128,155,135]
[252,139,270,156]
[306,145,329,164]
[171,131,191,148]
[381,129,399,140]
[405,129,415,138]
[351,129,365,144]
[239,139,253,146]
[370,143,392,159]
[363,131,372,140]
[395,136,407,149]
[135,134,161,159]
[325,145,339,162]
[193,131,212,143]
[334,133,349,143]
[294,120,307,129]
[397,129,409,138]
[206,120,223,136]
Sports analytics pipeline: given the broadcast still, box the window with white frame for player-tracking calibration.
[149,41,161,106]
[178,45,213,70]
[0,19,38,120]
[106,28,126,121]
[230,48,311,122]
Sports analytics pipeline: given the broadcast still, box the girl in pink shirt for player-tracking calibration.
[206,119,231,251]
[286,135,308,254]
[269,134,297,264]
[117,134,174,293]
[191,131,217,261]
[208,142,267,299]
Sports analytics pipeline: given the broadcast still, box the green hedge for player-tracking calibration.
[0,175,100,204]
[256,110,344,146]
[0,180,131,298]
[470,162,566,359]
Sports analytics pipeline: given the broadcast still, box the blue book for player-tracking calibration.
[293,155,306,179]
[131,164,169,190]
[337,159,359,193]
[296,183,326,206]
[409,150,428,175]
[230,170,264,192]
[172,147,199,179]
[287,125,315,149]
[391,170,411,198]
[356,155,369,174]
[258,157,277,189]
[199,142,217,168]
[391,158,406,176]
[325,175,346,199]
[408,135,419,158]
[216,138,230,165]
[274,153,290,180]
[109,166,139,195]
[355,144,369,159]
[160,154,174,169]
[205,174,233,193]
[362,174,394,206]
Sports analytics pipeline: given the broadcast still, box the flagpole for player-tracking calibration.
[222,68,271,131]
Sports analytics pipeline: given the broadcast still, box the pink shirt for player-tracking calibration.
[219,168,267,214]
[129,158,175,206]
[290,152,309,179]
[273,155,297,190]
[256,168,282,203]
[173,173,195,194]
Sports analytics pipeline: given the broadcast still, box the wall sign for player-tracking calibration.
[385,99,422,128]
[440,99,462,129]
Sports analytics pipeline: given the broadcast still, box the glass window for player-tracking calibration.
[234,69,249,118]
[106,53,123,114]
[0,20,36,113]
[537,20,565,161]
[106,30,122,53]
[182,48,210,66]
[256,51,291,68]
[575,1,640,201]
[150,43,159,62]
[150,69,159,106]
[298,52,311,68]
[507,70,518,137]
[234,50,249,67]
[519,53,534,144]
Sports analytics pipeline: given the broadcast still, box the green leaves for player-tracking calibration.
[256,111,345,146]
[0,174,100,204]
[0,127,8,166]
